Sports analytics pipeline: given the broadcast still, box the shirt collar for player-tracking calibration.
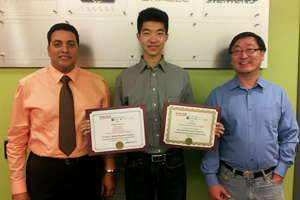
[48,65,79,83]
[230,75,265,90]
[138,55,167,73]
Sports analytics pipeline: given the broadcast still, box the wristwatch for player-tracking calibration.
[104,169,116,175]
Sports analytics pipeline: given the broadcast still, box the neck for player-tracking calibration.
[236,73,259,90]
[143,54,162,68]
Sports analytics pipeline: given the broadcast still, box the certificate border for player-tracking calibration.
[160,102,221,151]
[85,104,148,155]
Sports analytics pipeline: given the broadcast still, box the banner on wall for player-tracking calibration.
[0,0,269,68]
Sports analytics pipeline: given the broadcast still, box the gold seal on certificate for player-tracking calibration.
[160,102,221,151]
[86,105,148,155]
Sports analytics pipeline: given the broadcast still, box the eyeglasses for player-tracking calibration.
[231,48,262,56]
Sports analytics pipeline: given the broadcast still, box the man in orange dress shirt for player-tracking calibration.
[6,23,116,200]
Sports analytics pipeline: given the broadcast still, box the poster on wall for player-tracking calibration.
[0,0,269,68]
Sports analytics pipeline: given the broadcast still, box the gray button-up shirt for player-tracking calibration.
[114,56,195,154]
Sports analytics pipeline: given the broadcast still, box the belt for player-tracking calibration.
[127,148,183,163]
[221,160,275,179]
[31,152,90,165]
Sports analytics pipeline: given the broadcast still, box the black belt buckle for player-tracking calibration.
[151,154,165,162]
[65,157,79,165]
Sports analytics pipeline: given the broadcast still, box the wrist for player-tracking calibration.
[104,169,116,175]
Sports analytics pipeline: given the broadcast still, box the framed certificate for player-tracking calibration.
[85,105,148,155]
[160,102,221,151]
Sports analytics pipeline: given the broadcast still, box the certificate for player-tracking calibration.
[160,102,221,151]
[86,105,148,155]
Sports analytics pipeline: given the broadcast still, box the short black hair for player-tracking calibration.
[137,7,169,34]
[228,32,266,54]
[47,23,79,45]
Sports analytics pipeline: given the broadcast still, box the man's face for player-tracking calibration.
[231,36,265,76]
[47,30,79,74]
[137,21,169,58]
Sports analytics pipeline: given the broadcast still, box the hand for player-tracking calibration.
[101,171,116,197]
[80,120,91,136]
[208,184,231,200]
[271,173,283,183]
[12,192,30,200]
[215,122,225,138]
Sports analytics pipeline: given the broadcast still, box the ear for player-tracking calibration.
[136,32,140,41]
[260,50,265,61]
[47,46,50,56]
[165,33,169,41]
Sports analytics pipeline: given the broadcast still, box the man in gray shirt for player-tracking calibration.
[114,7,194,200]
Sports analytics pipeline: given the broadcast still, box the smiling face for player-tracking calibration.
[137,21,169,61]
[231,36,265,78]
[47,30,79,74]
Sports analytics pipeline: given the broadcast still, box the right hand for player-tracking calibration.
[208,184,231,200]
[80,120,91,136]
[12,192,30,200]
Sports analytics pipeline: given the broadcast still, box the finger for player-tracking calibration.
[222,190,231,199]
[218,129,224,135]
[107,189,113,197]
[83,130,91,136]
[101,185,105,196]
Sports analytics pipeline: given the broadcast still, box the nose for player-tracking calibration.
[240,50,248,58]
[149,34,158,43]
[61,43,69,52]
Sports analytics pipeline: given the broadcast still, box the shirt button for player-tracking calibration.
[249,108,252,111]
[249,124,252,127]
[153,73,156,76]
[153,88,156,91]
[154,119,158,122]
[250,142,253,144]
[153,103,157,107]
[158,150,161,153]
[248,92,251,95]
[157,134,159,137]
[250,159,253,161]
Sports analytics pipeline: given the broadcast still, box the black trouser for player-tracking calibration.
[26,152,103,200]
[125,149,186,200]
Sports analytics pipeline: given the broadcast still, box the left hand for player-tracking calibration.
[271,173,283,183]
[215,122,225,138]
[101,171,116,197]
[80,120,91,136]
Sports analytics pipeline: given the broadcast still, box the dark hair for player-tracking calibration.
[228,32,266,54]
[137,7,169,34]
[47,23,79,45]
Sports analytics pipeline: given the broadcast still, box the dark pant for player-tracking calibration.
[125,149,186,200]
[26,152,103,200]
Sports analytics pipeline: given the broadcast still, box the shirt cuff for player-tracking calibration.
[273,161,288,178]
[10,178,27,195]
[204,173,219,187]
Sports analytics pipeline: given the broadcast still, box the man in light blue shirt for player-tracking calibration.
[200,32,299,200]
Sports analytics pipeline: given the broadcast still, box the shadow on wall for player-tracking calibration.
[213,48,232,69]
[77,43,95,68]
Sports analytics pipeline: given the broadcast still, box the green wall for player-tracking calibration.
[0,0,299,199]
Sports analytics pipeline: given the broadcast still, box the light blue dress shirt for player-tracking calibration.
[200,76,299,187]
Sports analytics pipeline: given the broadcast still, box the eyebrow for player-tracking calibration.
[142,28,165,32]
[52,40,76,43]
[233,44,256,48]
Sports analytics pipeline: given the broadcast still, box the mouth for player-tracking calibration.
[59,56,71,59]
[148,45,158,50]
[240,62,250,65]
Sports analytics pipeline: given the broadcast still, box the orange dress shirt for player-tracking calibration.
[7,65,110,194]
